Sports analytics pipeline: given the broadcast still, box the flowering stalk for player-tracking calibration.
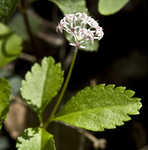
[44,48,78,128]
[44,12,104,128]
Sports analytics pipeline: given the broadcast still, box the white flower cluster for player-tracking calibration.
[56,12,104,49]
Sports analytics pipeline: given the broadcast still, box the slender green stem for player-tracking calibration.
[44,48,78,128]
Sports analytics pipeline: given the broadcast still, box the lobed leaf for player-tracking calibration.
[49,0,88,14]
[98,0,129,15]
[21,57,64,116]
[0,23,23,68]
[16,128,56,150]
[54,84,142,131]
[0,0,19,22]
[0,78,11,129]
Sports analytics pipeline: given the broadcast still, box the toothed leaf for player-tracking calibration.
[55,84,142,131]
[16,128,56,150]
[21,57,64,116]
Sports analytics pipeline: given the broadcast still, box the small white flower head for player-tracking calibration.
[56,12,104,49]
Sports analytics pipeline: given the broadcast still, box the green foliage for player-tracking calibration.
[9,11,42,40]
[0,68,22,96]
[16,128,56,150]
[55,84,142,131]
[21,57,64,117]
[0,0,20,22]
[0,23,23,68]
[49,0,88,14]
[98,0,129,15]
[0,78,10,129]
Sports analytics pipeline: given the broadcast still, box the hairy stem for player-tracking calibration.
[44,48,78,128]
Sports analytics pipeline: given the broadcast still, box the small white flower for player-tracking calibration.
[56,12,104,49]
[87,17,99,28]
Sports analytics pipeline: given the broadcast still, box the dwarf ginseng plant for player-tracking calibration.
[0,12,142,150]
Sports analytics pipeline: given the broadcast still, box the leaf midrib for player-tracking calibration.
[56,101,141,118]
[39,60,51,113]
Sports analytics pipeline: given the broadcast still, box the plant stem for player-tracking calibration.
[19,52,37,62]
[44,47,78,128]
[19,0,35,48]
[77,128,106,150]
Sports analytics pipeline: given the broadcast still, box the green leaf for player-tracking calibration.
[0,78,10,130]
[98,0,129,15]
[0,23,23,68]
[21,57,64,116]
[49,0,88,14]
[0,0,20,22]
[54,84,142,131]
[16,128,56,150]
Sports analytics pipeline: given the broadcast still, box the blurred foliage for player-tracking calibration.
[49,0,88,14]
[9,11,42,40]
[98,0,129,15]
[0,23,23,68]
[0,0,20,22]
[0,68,22,96]
[0,78,10,130]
